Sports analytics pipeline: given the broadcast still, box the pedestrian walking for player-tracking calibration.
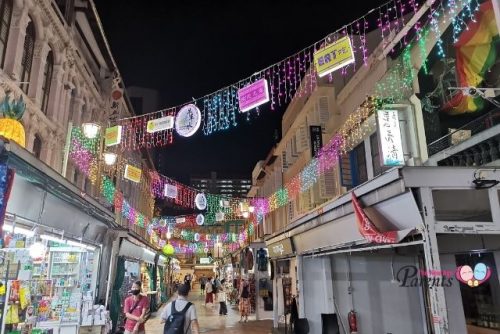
[239,278,250,322]
[123,280,149,334]
[205,277,214,306]
[200,274,207,296]
[217,279,228,316]
[161,284,199,334]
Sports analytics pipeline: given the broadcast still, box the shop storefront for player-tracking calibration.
[266,238,296,329]
[0,141,116,334]
[109,239,156,332]
[248,242,273,321]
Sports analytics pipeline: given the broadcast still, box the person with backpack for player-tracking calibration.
[204,278,214,307]
[161,284,199,334]
[123,280,149,334]
[239,278,250,323]
[217,279,227,316]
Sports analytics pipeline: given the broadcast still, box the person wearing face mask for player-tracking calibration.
[124,281,150,334]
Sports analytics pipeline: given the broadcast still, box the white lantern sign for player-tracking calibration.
[195,193,207,210]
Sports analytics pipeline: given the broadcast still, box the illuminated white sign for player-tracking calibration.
[195,193,207,210]
[377,110,405,166]
[200,257,211,264]
[175,104,201,137]
[196,214,205,226]
[147,116,174,133]
[164,184,178,199]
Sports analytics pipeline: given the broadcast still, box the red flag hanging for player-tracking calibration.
[351,192,398,244]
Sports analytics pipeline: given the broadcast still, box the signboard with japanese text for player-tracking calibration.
[105,125,122,146]
[309,125,323,158]
[377,110,405,166]
[164,184,178,199]
[314,36,355,77]
[147,116,174,133]
[124,164,142,183]
[267,238,294,258]
[238,79,270,112]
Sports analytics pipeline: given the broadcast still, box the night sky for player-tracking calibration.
[95,0,387,183]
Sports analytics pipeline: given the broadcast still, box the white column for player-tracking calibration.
[419,187,450,334]
[296,255,306,318]
[3,6,29,80]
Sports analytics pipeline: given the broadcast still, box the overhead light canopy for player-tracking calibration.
[82,122,101,139]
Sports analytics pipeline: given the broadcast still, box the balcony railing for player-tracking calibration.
[427,108,500,156]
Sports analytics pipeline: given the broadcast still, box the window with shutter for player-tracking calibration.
[318,96,330,131]
[20,21,35,94]
[296,126,309,153]
[339,153,352,189]
[0,0,12,68]
[319,167,336,199]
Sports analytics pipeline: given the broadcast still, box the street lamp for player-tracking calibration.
[103,152,118,166]
[82,122,101,139]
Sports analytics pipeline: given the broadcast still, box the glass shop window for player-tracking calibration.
[455,252,500,332]
[433,189,492,222]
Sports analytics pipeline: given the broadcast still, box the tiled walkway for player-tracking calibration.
[145,287,273,333]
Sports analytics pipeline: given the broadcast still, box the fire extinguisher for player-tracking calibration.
[348,310,358,333]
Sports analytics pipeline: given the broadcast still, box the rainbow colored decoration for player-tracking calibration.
[443,0,499,114]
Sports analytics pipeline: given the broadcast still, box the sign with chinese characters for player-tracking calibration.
[124,164,142,183]
[314,36,355,77]
[309,126,323,158]
[164,184,178,199]
[196,214,205,225]
[147,116,174,133]
[267,238,294,258]
[105,125,122,146]
[175,104,201,137]
[377,110,405,166]
[108,87,123,122]
[195,193,207,210]
[238,79,270,112]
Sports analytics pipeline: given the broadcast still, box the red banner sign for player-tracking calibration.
[351,192,398,244]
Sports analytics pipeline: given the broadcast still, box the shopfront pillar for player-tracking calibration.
[419,187,450,334]
[296,255,305,318]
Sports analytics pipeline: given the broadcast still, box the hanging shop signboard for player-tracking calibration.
[105,125,122,146]
[352,192,398,244]
[267,238,294,258]
[196,214,205,226]
[314,36,355,78]
[377,110,405,166]
[175,104,201,137]
[147,116,175,133]
[124,164,142,183]
[164,184,178,199]
[238,79,270,112]
[309,125,323,158]
[195,193,207,210]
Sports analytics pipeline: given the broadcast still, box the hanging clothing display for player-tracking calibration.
[244,248,254,272]
[257,248,268,271]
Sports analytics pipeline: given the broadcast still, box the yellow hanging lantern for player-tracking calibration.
[0,93,26,148]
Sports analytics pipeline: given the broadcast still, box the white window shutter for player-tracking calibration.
[296,126,309,153]
[281,150,288,171]
[319,167,336,199]
[318,96,330,131]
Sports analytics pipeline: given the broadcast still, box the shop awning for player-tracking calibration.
[1,139,117,242]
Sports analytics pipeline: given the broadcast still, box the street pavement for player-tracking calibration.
[145,287,274,333]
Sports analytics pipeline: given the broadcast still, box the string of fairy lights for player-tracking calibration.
[67,0,482,253]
